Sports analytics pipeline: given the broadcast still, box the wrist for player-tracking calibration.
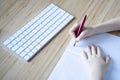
[92,24,105,34]
[91,76,103,80]
[90,73,104,80]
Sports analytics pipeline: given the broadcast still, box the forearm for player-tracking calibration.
[94,17,120,33]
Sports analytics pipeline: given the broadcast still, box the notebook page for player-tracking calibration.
[48,33,120,80]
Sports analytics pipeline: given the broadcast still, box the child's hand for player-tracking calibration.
[82,45,110,80]
[69,23,98,42]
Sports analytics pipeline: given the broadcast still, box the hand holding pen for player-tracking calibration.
[69,15,87,46]
[69,15,107,46]
[74,15,87,46]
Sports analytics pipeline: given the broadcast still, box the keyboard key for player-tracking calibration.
[25,48,30,53]
[19,34,25,39]
[22,43,28,48]
[20,51,26,57]
[28,52,34,57]
[32,48,38,53]
[35,44,42,50]
[21,38,27,43]
[17,42,23,46]
[9,36,15,41]
[23,24,29,29]
[7,44,13,49]
[30,37,36,42]
[32,42,38,47]
[13,33,19,37]
[23,31,28,35]
[3,39,11,45]
[17,30,22,34]
[11,45,19,51]
[11,40,17,45]
[28,45,34,50]
[16,47,24,54]
[24,55,30,61]
[20,27,26,31]
[26,40,32,45]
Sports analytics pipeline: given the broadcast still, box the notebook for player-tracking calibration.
[48,33,120,80]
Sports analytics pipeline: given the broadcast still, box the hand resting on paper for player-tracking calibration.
[82,45,110,80]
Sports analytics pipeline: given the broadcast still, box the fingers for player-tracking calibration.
[86,45,102,57]
[69,23,79,39]
[85,45,110,65]
[97,46,102,57]
[105,56,110,65]
[87,46,92,57]
[87,44,97,56]
[82,51,88,60]
[75,31,87,42]
[91,45,97,56]
[69,23,88,42]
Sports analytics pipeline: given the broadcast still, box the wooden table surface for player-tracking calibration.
[0,0,120,80]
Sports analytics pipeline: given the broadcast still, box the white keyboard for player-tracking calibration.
[3,3,74,61]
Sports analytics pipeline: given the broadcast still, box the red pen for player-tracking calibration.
[74,15,87,46]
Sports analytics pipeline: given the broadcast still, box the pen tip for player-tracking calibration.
[73,43,76,46]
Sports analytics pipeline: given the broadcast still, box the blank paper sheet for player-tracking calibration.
[48,33,120,80]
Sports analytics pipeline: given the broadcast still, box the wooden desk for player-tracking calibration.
[0,0,120,80]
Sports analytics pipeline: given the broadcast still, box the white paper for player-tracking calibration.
[48,33,120,80]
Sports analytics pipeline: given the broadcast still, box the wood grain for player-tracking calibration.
[0,0,120,80]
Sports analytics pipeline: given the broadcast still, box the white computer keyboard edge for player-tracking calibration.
[3,3,74,61]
